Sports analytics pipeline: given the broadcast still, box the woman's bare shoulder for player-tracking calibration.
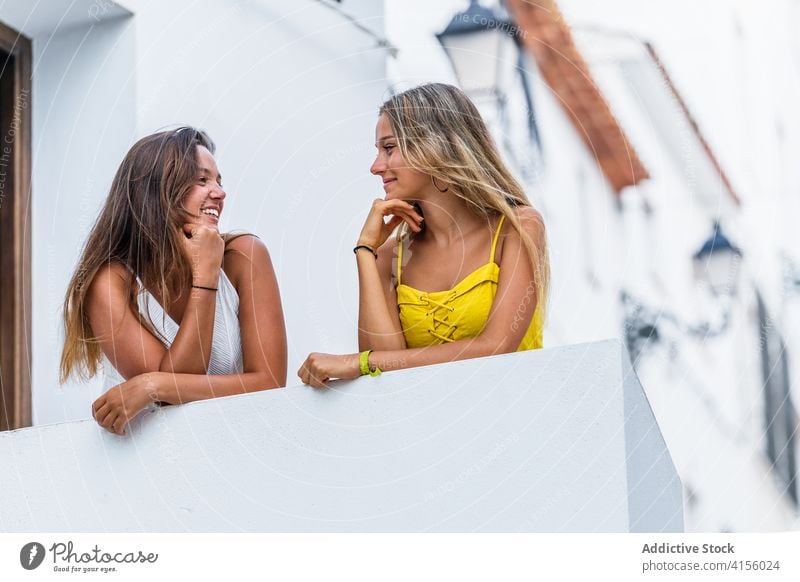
[224,233,268,258]
[89,261,132,289]
[512,205,543,224]
[222,233,273,288]
[494,206,545,263]
[510,206,545,243]
[86,262,134,311]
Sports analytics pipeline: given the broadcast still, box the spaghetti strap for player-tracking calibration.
[490,214,506,263]
[396,234,404,286]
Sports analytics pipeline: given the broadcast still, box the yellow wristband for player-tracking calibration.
[359,350,382,377]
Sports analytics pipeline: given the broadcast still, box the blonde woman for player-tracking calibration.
[61,127,287,434]
[298,83,548,386]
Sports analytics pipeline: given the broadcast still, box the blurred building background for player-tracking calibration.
[1,0,798,532]
[388,0,800,531]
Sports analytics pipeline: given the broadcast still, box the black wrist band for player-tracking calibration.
[192,284,218,292]
[353,244,377,258]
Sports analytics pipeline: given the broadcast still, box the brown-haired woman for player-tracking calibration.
[297,83,548,386]
[61,127,287,434]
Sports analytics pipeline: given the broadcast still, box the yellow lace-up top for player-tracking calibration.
[396,214,543,350]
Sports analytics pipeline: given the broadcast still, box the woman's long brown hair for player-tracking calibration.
[60,127,232,382]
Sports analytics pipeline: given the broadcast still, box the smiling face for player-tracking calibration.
[182,145,226,229]
[370,114,430,200]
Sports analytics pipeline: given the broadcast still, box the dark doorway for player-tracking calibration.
[0,20,31,430]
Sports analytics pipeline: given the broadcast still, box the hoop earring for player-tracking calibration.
[431,175,449,192]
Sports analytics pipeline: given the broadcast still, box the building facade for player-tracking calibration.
[388,0,798,531]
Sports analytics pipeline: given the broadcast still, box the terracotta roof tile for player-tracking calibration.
[505,0,649,192]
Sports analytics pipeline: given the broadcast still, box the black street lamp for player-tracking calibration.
[622,220,743,365]
[692,221,743,297]
[436,0,519,100]
[437,0,541,170]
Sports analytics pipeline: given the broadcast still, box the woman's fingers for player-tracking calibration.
[308,366,329,388]
[391,207,424,230]
[182,223,224,243]
[306,367,324,387]
[360,199,423,248]
[380,199,423,221]
[111,415,127,436]
[93,386,121,433]
[297,361,310,385]
[93,402,112,422]
[91,397,106,419]
[377,203,422,231]
[297,355,329,388]
[382,215,405,234]
[371,199,423,225]
[389,210,422,232]
[310,377,328,389]
[93,379,151,436]
[100,410,119,432]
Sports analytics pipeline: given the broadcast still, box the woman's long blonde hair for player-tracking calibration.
[380,83,550,319]
[60,127,239,382]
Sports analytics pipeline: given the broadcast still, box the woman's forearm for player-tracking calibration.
[154,370,282,405]
[367,334,515,373]
[158,286,218,374]
[356,251,406,351]
[297,334,516,388]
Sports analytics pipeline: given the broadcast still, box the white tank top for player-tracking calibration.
[102,269,243,389]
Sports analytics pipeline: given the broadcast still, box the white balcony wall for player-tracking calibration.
[0,341,682,533]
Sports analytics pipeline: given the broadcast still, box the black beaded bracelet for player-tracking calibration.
[192,284,218,292]
[353,244,377,258]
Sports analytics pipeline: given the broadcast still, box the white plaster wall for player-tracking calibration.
[558,0,800,532]
[30,14,137,426]
[0,0,130,37]
[0,341,683,533]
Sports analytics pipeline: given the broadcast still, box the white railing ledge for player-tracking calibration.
[0,339,683,532]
